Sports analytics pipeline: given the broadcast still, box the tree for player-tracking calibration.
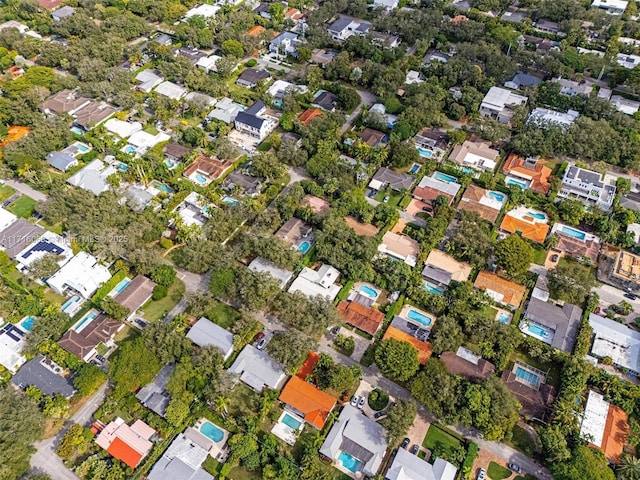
[379,399,417,445]
[216,56,237,79]
[446,211,492,267]
[494,234,534,277]
[540,424,571,462]
[558,199,586,225]
[617,177,632,196]
[222,39,244,58]
[109,336,161,394]
[151,264,176,287]
[551,445,615,480]
[617,454,640,480]
[100,296,129,321]
[429,315,465,354]
[548,259,597,304]
[56,424,92,461]
[388,139,419,168]
[28,253,61,279]
[375,339,420,382]
[266,329,316,373]
[73,363,107,396]
[313,354,361,392]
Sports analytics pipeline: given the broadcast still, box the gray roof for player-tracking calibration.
[370,167,415,191]
[522,298,582,352]
[246,100,265,115]
[12,355,75,398]
[187,318,234,358]
[507,72,542,88]
[328,15,353,33]
[235,111,265,130]
[320,405,387,477]
[387,448,457,480]
[272,32,297,46]
[47,151,77,171]
[621,192,640,212]
[0,219,45,258]
[53,6,76,18]
[136,363,174,417]
[147,432,213,480]
[224,171,262,195]
[421,265,453,286]
[248,257,293,289]
[227,345,287,392]
[237,68,270,86]
[312,91,338,111]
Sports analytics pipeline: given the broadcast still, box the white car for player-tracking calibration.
[357,396,366,409]
[350,395,359,407]
[477,468,486,480]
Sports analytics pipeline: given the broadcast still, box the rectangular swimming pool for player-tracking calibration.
[433,171,458,183]
[338,451,362,473]
[423,281,444,295]
[506,178,528,190]
[74,312,97,332]
[407,309,432,328]
[561,226,586,240]
[515,366,540,387]
[281,413,302,430]
[358,285,379,299]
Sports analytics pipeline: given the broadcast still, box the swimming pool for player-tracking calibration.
[117,163,128,172]
[164,158,177,169]
[298,241,311,253]
[527,323,549,338]
[433,171,457,183]
[561,226,586,240]
[409,163,422,174]
[112,278,131,295]
[123,145,136,154]
[488,191,505,202]
[527,211,547,220]
[460,166,475,175]
[75,143,90,153]
[515,366,540,387]
[338,451,362,474]
[199,421,224,443]
[74,312,97,332]
[61,295,80,312]
[496,312,511,324]
[358,285,379,299]
[19,316,35,332]
[70,126,84,135]
[222,196,239,206]
[151,181,174,194]
[407,309,432,328]
[417,147,433,159]
[195,173,208,184]
[506,178,528,190]
[281,413,302,430]
[423,282,444,295]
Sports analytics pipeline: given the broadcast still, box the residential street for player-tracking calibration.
[29,383,109,480]
[3,179,48,202]
[341,89,377,134]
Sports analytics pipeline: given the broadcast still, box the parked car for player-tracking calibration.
[350,396,359,407]
[383,196,390,203]
[95,355,106,363]
[508,463,522,474]
[134,318,148,328]
[256,338,267,350]
[551,254,559,262]
[254,331,265,342]
[374,411,385,419]
[624,293,637,300]
[357,396,366,409]
[330,326,341,335]
[401,438,410,449]
[477,468,486,480]
[410,444,420,455]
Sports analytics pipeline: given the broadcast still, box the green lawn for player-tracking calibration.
[532,245,547,265]
[206,301,241,329]
[141,279,185,321]
[422,424,463,461]
[0,184,15,201]
[488,461,512,480]
[227,383,260,419]
[8,195,37,218]
[374,189,402,208]
[506,424,537,456]
[514,475,538,480]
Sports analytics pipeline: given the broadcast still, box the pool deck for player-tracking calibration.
[271,411,304,445]
[398,305,435,330]
[352,282,381,303]
[193,418,229,461]
[494,307,513,324]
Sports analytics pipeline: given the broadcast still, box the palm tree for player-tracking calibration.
[617,454,640,480]
[214,396,230,419]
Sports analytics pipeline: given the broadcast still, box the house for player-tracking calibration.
[187,317,234,361]
[621,191,640,212]
[248,257,294,289]
[126,130,171,155]
[183,3,220,20]
[15,231,73,272]
[550,223,601,263]
[303,195,330,214]
[47,151,78,172]
[589,313,640,375]
[311,91,339,111]
[58,313,123,361]
[95,418,155,469]
[152,33,173,46]
[163,143,191,163]
[520,298,582,352]
[504,72,543,90]
[223,170,263,196]
[369,103,398,129]
[184,91,215,109]
[592,0,628,15]
[298,108,323,126]
[360,128,386,147]
[279,375,336,429]
[378,231,420,267]
[183,154,233,186]
[207,97,244,124]
[449,140,499,172]
[553,77,593,97]
[135,69,164,93]
[458,184,506,223]
[440,347,495,381]
[173,47,208,65]
[227,345,287,392]
[580,390,629,463]
[499,207,550,244]
[266,80,307,106]
[147,430,214,480]
[617,53,640,69]
[236,68,270,88]
[412,174,461,207]
[368,167,415,192]
[253,2,271,18]
[0,218,43,258]
[276,218,312,247]
[611,95,640,115]
[136,363,175,417]
[39,89,91,115]
[422,49,451,66]
[612,249,640,284]
[414,128,449,159]
[123,185,155,212]
[383,318,433,364]
[534,19,564,35]
[104,118,143,139]
[11,355,75,398]
[270,32,300,56]
[474,271,526,309]
[0,322,27,373]
[327,15,371,41]
[502,154,552,194]
[288,264,342,300]
[234,100,279,143]
[338,300,384,335]
[386,447,457,480]
[479,87,528,123]
[173,192,210,228]
[422,249,472,288]
[527,107,579,129]
[73,101,117,131]
[311,49,338,67]
[155,81,187,101]
[373,0,399,10]
[196,54,223,74]
[114,275,156,320]
[500,7,528,23]
[47,251,112,298]
[67,159,118,196]
[320,404,387,477]
[370,32,401,49]
[501,362,556,420]
[557,164,616,210]
[285,7,305,22]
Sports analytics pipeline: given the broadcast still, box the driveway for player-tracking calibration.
[30,383,109,480]
[340,89,377,134]
[330,326,370,362]
[3,179,48,202]
[594,283,639,323]
[405,413,430,453]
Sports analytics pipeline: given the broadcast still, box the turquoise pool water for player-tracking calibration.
[74,312,97,332]
[117,163,128,172]
[195,173,208,184]
[409,163,422,174]
[527,323,549,338]
[151,181,174,193]
[281,413,302,430]
[75,143,90,153]
[338,451,362,473]
[200,421,224,443]
[461,166,475,174]
[527,211,547,220]
[497,312,511,324]
[407,309,432,328]
[298,241,311,253]
[164,158,177,169]
[61,295,80,312]
[112,278,131,294]
[123,145,136,154]
[70,126,84,135]
[222,196,239,206]
[561,226,586,240]
[19,316,35,332]
[433,172,457,183]
[488,191,505,202]
[417,147,433,158]
[515,366,540,387]
[423,282,444,295]
[506,178,528,189]
[358,285,379,299]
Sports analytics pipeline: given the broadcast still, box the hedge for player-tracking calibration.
[92,269,127,304]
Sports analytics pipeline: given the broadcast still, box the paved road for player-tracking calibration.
[593,283,639,322]
[341,89,377,134]
[30,383,109,480]
[3,179,48,202]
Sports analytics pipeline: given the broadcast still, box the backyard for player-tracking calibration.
[422,424,465,466]
[141,279,185,321]
[8,195,37,218]
[206,301,241,329]
[506,424,537,456]
[0,184,15,201]
[488,461,512,480]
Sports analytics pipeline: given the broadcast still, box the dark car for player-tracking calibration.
[551,254,559,262]
[508,463,522,474]
[624,293,637,300]
[401,438,410,449]
[410,444,420,455]
[330,326,341,335]
[95,355,106,363]
[374,411,385,419]
[255,331,266,342]
[134,318,148,328]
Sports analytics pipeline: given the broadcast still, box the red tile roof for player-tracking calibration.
[337,301,384,335]
[299,108,323,126]
[107,437,144,469]
[297,351,320,380]
[279,376,336,429]
[502,153,552,194]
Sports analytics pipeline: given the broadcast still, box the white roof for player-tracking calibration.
[196,55,222,72]
[184,4,220,19]
[288,264,341,300]
[592,0,628,11]
[186,317,234,360]
[227,345,287,392]
[481,86,528,110]
[67,159,117,196]
[418,175,462,196]
[616,53,640,69]
[589,313,640,373]
[0,20,29,33]
[208,97,244,123]
[627,223,640,243]
[128,131,171,150]
[248,257,293,289]
[185,92,216,107]
[611,95,640,115]
[0,323,27,373]
[266,80,308,98]
[0,208,17,232]
[104,118,143,139]
[387,448,457,480]
[155,81,187,100]
[15,231,74,269]
[527,108,579,128]
[580,390,609,447]
[46,251,112,298]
